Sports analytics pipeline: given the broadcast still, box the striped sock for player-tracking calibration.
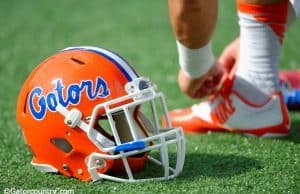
[233,0,289,104]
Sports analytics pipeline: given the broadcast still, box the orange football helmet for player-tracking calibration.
[16,46,185,182]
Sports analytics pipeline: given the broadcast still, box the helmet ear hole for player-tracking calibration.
[50,138,73,153]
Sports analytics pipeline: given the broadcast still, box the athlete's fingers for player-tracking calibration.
[219,37,240,74]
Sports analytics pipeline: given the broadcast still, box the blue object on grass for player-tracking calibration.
[284,89,300,107]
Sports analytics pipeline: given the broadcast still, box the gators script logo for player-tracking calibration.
[28,76,110,120]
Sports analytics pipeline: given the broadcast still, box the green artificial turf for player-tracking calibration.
[0,0,299,193]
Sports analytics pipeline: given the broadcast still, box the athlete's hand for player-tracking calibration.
[178,61,223,99]
[178,37,240,99]
[218,37,240,75]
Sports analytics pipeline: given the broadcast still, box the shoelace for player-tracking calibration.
[210,77,236,125]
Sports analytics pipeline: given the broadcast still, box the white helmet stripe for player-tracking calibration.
[62,46,139,81]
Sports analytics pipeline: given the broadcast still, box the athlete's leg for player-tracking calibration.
[168,0,222,98]
[166,0,291,137]
[168,0,217,48]
[234,0,289,104]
